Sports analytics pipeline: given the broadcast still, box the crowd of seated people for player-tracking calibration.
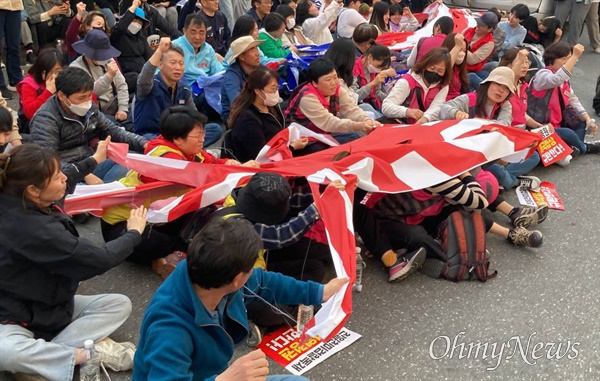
[1,0,600,379]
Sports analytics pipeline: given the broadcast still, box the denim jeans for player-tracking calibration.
[0,10,23,87]
[487,151,541,189]
[555,124,587,154]
[0,294,131,381]
[266,376,310,381]
[468,70,490,91]
[94,158,129,182]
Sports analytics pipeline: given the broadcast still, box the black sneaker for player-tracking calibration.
[1,88,13,100]
[246,321,264,347]
[585,142,600,155]
[570,146,581,158]
[26,51,37,65]
[510,205,548,228]
[507,227,543,248]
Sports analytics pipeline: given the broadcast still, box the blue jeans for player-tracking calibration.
[0,294,131,381]
[488,151,541,189]
[332,131,364,144]
[0,10,23,87]
[141,123,223,149]
[468,70,490,91]
[266,376,310,381]
[94,158,129,182]
[555,124,587,154]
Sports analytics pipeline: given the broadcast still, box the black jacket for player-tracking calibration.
[0,157,142,340]
[29,95,147,164]
[228,104,284,162]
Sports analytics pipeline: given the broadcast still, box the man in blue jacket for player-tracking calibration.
[134,37,222,146]
[133,217,347,380]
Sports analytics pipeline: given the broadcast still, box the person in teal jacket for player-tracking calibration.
[132,217,347,381]
[258,13,299,59]
[172,13,225,86]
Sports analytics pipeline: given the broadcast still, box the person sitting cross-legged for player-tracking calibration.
[132,216,347,380]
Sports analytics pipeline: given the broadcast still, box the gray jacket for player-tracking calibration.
[30,95,146,164]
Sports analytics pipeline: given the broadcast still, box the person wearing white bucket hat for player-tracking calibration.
[439,66,515,126]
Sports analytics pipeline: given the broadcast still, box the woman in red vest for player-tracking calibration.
[463,11,498,90]
[381,48,452,124]
[284,57,379,148]
[406,15,454,68]
[351,44,395,116]
[16,48,65,133]
[442,33,469,101]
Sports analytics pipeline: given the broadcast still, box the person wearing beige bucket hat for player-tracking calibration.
[439,66,515,126]
[221,35,266,122]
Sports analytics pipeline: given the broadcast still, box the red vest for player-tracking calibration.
[353,57,381,109]
[446,67,463,101]
[526,67,571,126]
[509,81,528,127]
[401,74,442,124]
[463,27,494,72]
[284,83,341,134]
[467,92,503,120]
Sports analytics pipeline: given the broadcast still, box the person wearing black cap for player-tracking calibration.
[70,29,132,130]
[462,11,498,90]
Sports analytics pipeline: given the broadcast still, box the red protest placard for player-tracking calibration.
[536,132,572,166]
[516,181,565,211]
[257,326,361,375]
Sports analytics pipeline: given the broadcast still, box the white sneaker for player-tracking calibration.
[556,155,572,167]
[593,47,600,54]
[94,337,136,372]
[5,84,16,92]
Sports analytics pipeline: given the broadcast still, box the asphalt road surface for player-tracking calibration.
[1,37,599,381]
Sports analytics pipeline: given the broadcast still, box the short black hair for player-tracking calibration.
[307,57,336,83]
[344,0,360,6]
[352,22,378,44]
[187,218,262,289]
[543,41,572,65]
[55,67,94,96]
[263,12,286,33]
[365,44,391,68]
[231,15,257,41]
[0,107,12,133]
[510,4,530,21]
[159,106,208,141]
[433,16,454,35]
[184,13,206,29]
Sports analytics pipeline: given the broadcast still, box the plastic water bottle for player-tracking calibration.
[587,119,596,136]
[296,304,314,333]
[353,247,365,293]
[80,340,100,381]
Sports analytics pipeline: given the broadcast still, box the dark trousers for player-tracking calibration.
[101,218,188,263]
[33,16,71,47]
[0,10,23,86]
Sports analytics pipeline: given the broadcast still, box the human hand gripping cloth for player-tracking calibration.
[64,119,540,342]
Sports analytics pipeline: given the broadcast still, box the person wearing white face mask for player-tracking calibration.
[70,29,132,130]
[276,4,314,48]
[29,67,148,183]
[441,32,469,101]
[226,66,309,162]
[351,44,396,115]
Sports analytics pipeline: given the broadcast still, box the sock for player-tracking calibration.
[381,251,397,267]
[508,207,518,219]
[506,229,515,242]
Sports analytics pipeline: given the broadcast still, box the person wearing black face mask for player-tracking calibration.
[381,47,452,125]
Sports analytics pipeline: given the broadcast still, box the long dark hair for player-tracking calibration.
[228,66,280,129]
[0,144,60,203]
[442,33,469,94]
[232,15,258,41]
[539,17,561,48]
[28,48,66,85]
[323,38,356,87]
[473,82,498,119]
[296,0,315,27]
[411,47,453,87]
[370,2,390,33]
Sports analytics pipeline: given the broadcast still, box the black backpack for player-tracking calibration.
[422,210,497,282]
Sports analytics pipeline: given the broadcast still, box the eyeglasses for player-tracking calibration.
[187,131,206,140]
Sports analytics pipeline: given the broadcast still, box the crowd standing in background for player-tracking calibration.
[0,0,600,379]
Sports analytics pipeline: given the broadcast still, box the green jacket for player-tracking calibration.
[258,30,290,59]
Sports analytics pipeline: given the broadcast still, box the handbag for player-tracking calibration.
[557,87,583,129]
